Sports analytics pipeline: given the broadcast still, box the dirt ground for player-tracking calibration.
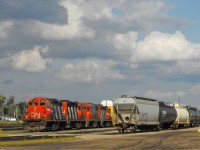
[1,127,200,150]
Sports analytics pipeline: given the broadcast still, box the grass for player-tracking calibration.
[0,130,27,136]
[0,121,23,125]
[0,136,78,147]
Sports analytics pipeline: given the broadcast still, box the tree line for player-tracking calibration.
[0,94,27,120]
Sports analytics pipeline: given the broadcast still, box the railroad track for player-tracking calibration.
[0,127,116,141]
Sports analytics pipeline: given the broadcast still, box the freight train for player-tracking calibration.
[23,97,112,131]
[113,95,200,133]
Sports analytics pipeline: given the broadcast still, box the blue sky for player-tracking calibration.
[0,0,200,108]
[165,0,200,42]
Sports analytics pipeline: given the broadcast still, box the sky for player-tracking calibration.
[0,0,200,107]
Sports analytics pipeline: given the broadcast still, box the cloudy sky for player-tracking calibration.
[1,0,200,107]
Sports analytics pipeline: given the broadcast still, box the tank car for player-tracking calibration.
[23,97,65,131]
[113,95,160,133]
[186,106,198,127]
[196,109,200,125]
[172,103,190,129]
[159,102,177,129]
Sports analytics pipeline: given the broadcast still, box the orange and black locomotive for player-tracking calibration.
[23,97,112,131]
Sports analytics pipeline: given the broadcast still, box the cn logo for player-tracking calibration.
[31,112,41,118]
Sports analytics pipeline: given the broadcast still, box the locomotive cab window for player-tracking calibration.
[33,102,38,106]
[87,107,90,111]
[29,102,33,106]
[33,100,38,106]
[40,100,46,106]
[46,102,50,108]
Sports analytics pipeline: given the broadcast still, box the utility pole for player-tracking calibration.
[178,96,180,104]
[16,106,18,120]
[1,100,3,117]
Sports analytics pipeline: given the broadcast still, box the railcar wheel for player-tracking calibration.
[122,129,125,133]
[130,126,136,133]
[118,129,122,133]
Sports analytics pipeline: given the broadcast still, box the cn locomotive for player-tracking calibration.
[23,97,112,131]
[113,95,200,133]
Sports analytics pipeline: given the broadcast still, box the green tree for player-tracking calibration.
[7,104,16,117]
[0,94,6,106]
[18,102,27,117]
[0,94,6,116]
[3,106,8,116]
[6,96,15,106]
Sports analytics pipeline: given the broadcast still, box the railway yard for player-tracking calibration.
[0,127,200,149]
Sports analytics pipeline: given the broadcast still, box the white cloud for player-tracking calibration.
[190,84,200,95]
[81,1,113,20]
[145,89,185,100]
[110,31,200,62]
[0,0,95,41]
[0,0,186,42]
[164,60,200,75]
[109,31,138,56]
[0,57,12,69]
[0,20,14,42]
[133,31,200,62]
[12,46,52,72]
[23,20,95,40]
[57,59,124,83]
[24,0,96,40]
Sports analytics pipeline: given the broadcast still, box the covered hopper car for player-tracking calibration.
[113,95,160,133]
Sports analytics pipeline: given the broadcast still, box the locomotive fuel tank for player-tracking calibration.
[159,102,177,129]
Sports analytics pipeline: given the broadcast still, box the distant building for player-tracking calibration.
[0,116,17,122]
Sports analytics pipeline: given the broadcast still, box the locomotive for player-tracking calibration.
[113,95,200,133]
[23,97,112,131]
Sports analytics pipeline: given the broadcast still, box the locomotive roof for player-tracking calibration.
[46,98,59,104]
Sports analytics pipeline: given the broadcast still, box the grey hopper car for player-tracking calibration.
[159,102,177,129]
[113,95,160,133]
